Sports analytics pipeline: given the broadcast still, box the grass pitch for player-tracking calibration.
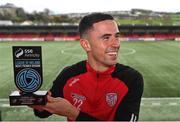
[0,41,180,121]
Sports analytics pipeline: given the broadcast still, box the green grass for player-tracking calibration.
[140,98,180,121]
[0,41,180,121]
[116,18,173,25]
[119,41,180,97]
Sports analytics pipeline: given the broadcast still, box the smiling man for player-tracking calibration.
[32,13,144,121]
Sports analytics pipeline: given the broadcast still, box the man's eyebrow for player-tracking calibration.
[101,34,112,38]
[100,32,121,38]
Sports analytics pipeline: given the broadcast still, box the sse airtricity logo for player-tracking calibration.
[15,48,24,58]
[16,68,42,93]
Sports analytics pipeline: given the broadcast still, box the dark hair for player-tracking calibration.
[79,13,114,38]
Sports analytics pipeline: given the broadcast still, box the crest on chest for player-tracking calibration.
[106,93,118,107]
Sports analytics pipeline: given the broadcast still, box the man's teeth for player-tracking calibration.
[107,52,117,55]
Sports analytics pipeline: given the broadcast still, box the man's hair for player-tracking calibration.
[79,13,114,38]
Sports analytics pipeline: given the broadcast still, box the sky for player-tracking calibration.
[0,0,180,14]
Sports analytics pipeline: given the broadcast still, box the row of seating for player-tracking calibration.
[0,33,80,41]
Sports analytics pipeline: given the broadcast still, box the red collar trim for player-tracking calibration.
[86,61,115,75]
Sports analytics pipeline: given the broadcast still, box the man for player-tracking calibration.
[32,13,144,121]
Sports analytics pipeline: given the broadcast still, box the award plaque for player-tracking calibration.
[9,46,47,106]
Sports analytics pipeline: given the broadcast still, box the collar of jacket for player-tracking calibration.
[86,61,115,76]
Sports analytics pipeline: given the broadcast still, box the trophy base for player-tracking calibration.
[9,91,48,106]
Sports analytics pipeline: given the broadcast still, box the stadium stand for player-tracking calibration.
[0,25,180,41]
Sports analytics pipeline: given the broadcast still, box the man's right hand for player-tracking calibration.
[29,92,80,120]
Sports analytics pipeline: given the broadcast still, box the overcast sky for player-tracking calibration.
[0,0,180,14]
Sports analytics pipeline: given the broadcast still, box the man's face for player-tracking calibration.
[86,20,120,68]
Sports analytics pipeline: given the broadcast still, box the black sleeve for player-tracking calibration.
[34,67,69,118]
[114,70,144,121]
[75,111,100,121]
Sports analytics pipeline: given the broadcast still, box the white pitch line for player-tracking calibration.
[0,97,180,108]
[1,97,180,101]
[61,50,64,54]
[142,97,180,100]
[140,103,144,106]
[0,102,178,108]
[1,103,10,107]
[61,47,136,57]
[61,50,86,57]
[169,102,178,106]
[121,48,136,56]
[0,103,25,108]
[0,99,9,102]
[152,102,161,106]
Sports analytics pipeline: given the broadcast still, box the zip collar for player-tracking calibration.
[86,61,115,76]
